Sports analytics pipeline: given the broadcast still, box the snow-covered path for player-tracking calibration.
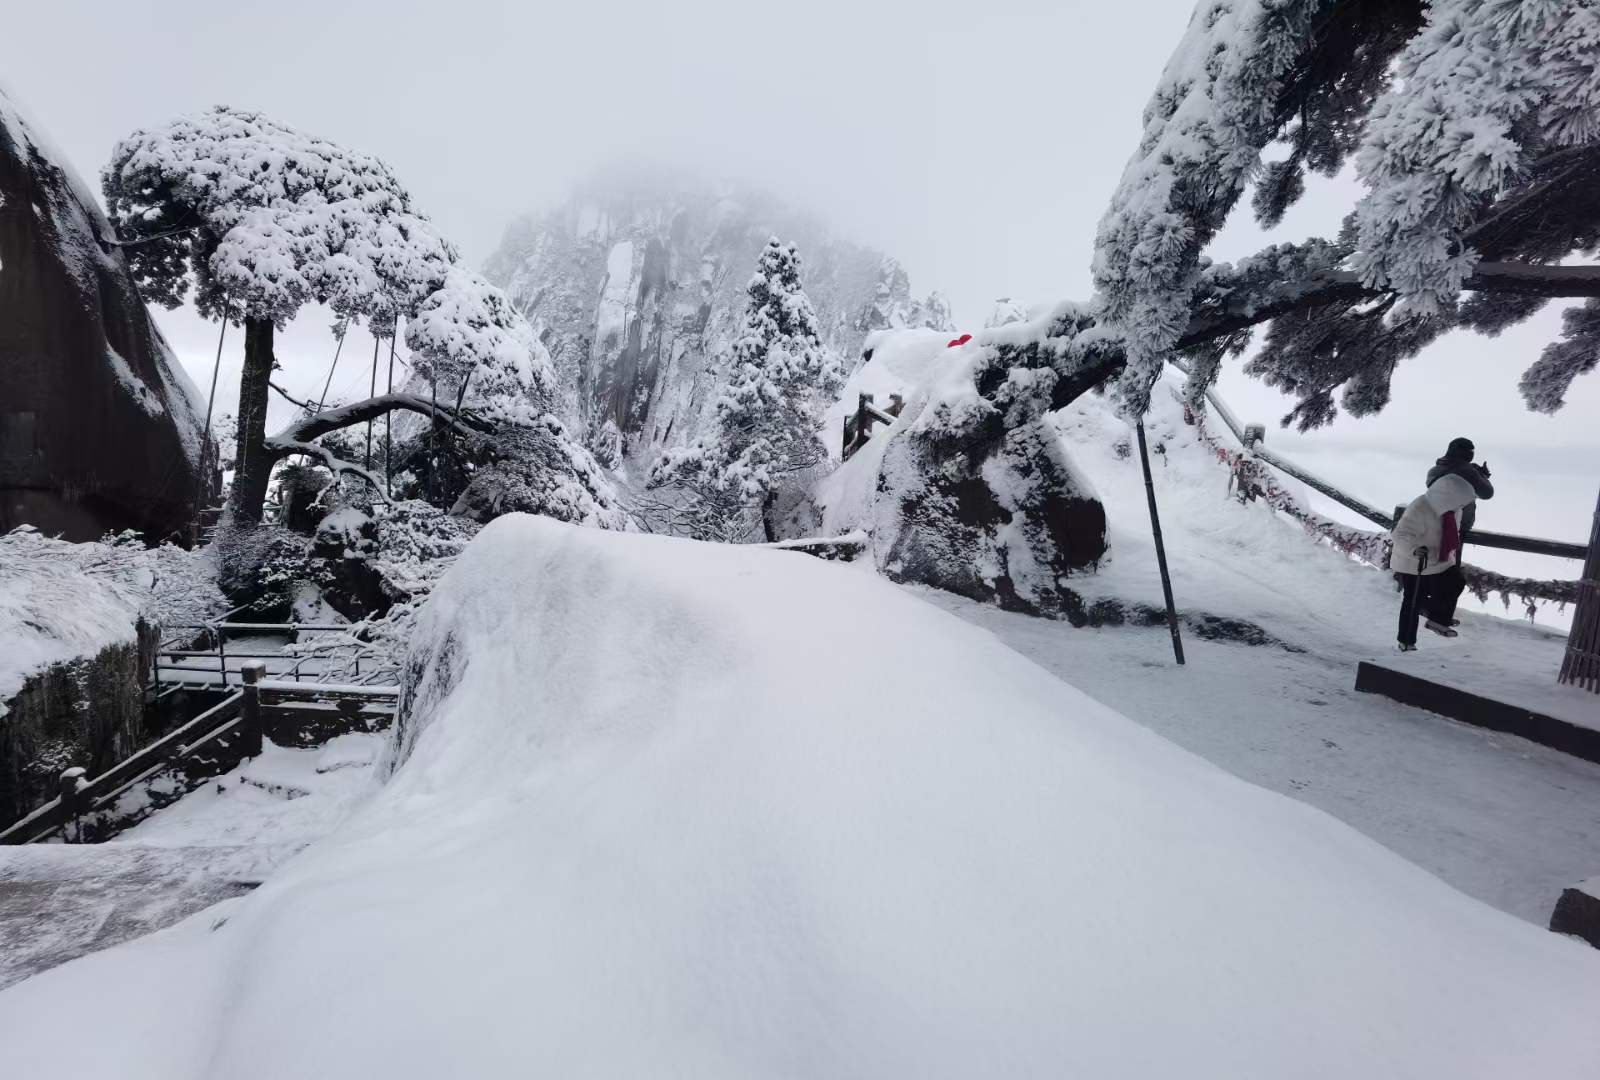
[893,371,1600,926]
[925,591,1600,925]
[0,734,383,990]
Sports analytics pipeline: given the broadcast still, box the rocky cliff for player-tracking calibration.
[483,171,950,472]
[0,85,207,542]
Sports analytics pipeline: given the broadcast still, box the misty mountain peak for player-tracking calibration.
[483,170,949,470]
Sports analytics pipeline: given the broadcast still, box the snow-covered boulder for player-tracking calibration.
[0,527,219,826]
[820,329,1107,615]
[0,86,207,541]
[4,515,1595,1076]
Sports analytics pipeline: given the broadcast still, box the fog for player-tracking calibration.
[4,0,1595,587]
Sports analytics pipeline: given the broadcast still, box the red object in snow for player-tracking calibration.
[946,333,972,348]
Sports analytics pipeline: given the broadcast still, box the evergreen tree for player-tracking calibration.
[650,238,842,541]
[975,0,1600,429]
[103,107,616,527]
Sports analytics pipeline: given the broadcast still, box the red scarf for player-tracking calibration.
[1440,510,1461,565]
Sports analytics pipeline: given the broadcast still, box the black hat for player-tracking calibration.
[1446,437,1475,460]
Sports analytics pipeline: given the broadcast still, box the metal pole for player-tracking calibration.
[366,330,380,470]
[385,317,398,496]
[1136,421,1185,665]
[191,307,229,542]
[429,377,438,505]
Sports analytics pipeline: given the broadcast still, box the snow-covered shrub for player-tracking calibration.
[100,531,227,631]
[300,501,481,682]
[450,416,633,531]
[214,525,324,618]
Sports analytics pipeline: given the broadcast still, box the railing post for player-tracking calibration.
[888,393,904,417]
[58,767,87,843]
[216,623,228,687]
[240,661,266,759]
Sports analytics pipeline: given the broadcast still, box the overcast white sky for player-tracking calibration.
[4,0,1595,557]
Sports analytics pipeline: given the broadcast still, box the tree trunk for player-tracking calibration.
[761,489,778,543]
[1559,486,1600,693]
[228,318,276,525]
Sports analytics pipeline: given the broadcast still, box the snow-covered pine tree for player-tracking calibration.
[104,107,455,523]
[849,0,1600,617]
[972,0,1600,429]
[650,238,843,541]
[103,106,621,529]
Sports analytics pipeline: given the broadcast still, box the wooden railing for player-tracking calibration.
[0,662,398,845]
[842,393,905,461]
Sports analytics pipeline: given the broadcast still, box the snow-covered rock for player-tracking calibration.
[4,515,1596,1077]
[0,527,220,825]
[820,329,1107,615]
[0,85,207,540]
[483,169,949,467]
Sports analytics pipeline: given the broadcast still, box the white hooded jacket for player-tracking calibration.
[1387,473,1477,575]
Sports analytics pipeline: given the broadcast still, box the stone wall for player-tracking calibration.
[0,620,157,828]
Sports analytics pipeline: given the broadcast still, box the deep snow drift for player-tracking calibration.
[1,516,1596,1078]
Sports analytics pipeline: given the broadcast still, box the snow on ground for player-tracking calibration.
[2,515,1595,1079]
[0,734,382,991]
[924,591,1600,925]
[885,370,1600,925]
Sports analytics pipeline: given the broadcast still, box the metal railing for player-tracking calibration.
[154,621,382,690]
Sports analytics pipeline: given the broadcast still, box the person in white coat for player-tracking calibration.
[1388,472,1477,651]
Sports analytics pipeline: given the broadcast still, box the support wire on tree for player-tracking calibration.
[318,318,350,410]
[385,317,399,496]
[191,300,229,543]
[365,331,379,470]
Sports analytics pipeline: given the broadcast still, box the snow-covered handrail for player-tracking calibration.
[1174,365,1587,559]
[1179,386,1583,615]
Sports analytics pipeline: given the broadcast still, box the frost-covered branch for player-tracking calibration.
[263,436,391,503]
[273,392,490,447]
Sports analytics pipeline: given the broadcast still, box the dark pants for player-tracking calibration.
[1427,563,1466,623]
[1397,574,1431,646]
